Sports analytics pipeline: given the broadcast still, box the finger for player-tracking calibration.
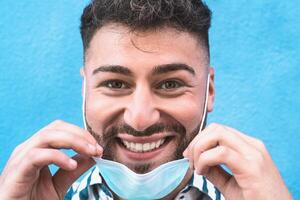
[52,154,97,197]
[223,125,267,153]
[31,130,102,157]
[203,166,241,197]
[183,123,217,157]
[17,149,78,180]
[188,124,253,167]
[43,120,98,145]
[183,124,218,168]
[195,145,247,175]
[8,123,102,178]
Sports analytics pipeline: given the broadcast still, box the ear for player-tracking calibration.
[80,67,85,97]
[80,67,85,77]
[207,67,215,112]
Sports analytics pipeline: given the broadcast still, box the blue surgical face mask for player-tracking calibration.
[93,157,189,200]
[82,74,210,200]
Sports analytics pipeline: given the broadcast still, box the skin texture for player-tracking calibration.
[0,24,293,200]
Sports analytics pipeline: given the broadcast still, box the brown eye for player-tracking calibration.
[108,81,123,88]
[101,80,128,89]
[160,80,183,89]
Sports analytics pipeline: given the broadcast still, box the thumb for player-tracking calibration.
[52,154,96,198]
[203,165,233,194]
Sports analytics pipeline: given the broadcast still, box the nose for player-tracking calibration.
[124,86,160,131]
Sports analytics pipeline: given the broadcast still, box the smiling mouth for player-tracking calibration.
[116,136,174,153]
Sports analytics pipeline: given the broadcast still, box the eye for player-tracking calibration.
[159,80,184,90]
[100,80,129,89]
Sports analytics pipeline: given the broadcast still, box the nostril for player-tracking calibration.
[123,108,160,132]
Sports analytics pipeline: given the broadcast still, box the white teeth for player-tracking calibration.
[160,139,164,146]
[130,142,135,150]
[143,143,150,151]
[124,141,129,147]
[136,143,142,151]
[155,141,160,148]
[122,139,166,152]
[150,142,156,149]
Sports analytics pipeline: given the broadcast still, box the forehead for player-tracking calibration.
[84,24,208,76]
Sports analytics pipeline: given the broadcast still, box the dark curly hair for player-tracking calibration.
[80,0,211,56]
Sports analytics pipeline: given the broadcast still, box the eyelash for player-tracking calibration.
[97,79,187,91]
[98,79,130,89]
[156,79,185,90]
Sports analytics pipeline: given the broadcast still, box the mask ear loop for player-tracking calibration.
[198,73,210,132]
[82,76,87,130]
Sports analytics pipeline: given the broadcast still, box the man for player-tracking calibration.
[0,0,293,199]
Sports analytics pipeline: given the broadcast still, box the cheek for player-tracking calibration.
[85,93,126,130]
[85,91,204,134]
[158,94,203,132]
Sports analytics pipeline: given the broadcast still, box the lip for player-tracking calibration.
[117,132,175,143]
[116,135,174,160]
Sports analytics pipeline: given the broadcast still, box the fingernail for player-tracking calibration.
[88,143,96,153]
[183,150,187,157]
[96,144,103,155]
[69,159,77,168]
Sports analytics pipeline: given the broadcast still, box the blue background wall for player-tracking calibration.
[0,0,299,198]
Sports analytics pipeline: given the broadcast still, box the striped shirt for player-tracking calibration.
[65,167,224,200]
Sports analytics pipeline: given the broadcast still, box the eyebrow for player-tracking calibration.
[92,65,132,76]
[92,63,196,76]
[152,63,196,76]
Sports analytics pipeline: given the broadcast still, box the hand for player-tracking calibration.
[183,123,293,200]
[0,120,102,200]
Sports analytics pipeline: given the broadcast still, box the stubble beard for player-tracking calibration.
[85,118,204,173]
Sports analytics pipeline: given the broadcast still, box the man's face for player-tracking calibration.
[83,24,214,173]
